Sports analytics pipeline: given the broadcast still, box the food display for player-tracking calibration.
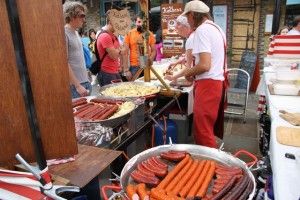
[124,150,253,200]
[165,63,187,76]
[100,83,160,98]
[72,97,135,121]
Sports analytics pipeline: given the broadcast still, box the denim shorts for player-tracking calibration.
[97,71,121,86]
[70,81,92,99]
[130,66,143,77]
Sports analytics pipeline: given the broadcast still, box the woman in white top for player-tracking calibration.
[181,0,227,148]
[165,15,195,81]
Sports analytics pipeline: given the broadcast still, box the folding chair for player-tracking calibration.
[225,68,250,123]
[225,50,256,123]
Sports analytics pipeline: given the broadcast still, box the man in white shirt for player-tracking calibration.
[287,16,300,35]
[181,0,227,148]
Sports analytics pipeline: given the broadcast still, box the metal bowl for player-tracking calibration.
[120,144,256,200]
[98,82,161,99]
[73,96,136,128]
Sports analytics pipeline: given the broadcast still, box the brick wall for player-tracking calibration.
[84,0,101,33]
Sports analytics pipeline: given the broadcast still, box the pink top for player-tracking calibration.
[155,42,163,61]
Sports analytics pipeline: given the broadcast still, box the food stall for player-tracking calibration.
[261,56,300,200]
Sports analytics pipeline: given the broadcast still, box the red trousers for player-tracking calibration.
[193,79,223,148]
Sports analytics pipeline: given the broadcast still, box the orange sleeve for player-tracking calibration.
[149,32,156,45]
[124,32,130,46]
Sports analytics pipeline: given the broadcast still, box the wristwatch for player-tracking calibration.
[123,71,130,76]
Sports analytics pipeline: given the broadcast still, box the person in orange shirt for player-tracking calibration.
[124,16,156,78]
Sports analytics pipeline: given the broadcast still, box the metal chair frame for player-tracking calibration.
[225,68,250,123]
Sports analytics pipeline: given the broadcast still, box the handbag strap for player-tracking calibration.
[205,21,229,89]
[94,30,109,66]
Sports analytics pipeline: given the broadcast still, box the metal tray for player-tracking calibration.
[120,144,256,200]
[74,96,136,128]
[98,82,161,99]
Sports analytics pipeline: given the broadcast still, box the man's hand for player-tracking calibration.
[164,74,175,81]
[119,45,127,55]
[147,57,153,67]
[124,71,132,81]
[75,84,88,97]
[185,75,194,83]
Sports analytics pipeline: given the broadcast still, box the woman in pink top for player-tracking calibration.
[155,29,163,61]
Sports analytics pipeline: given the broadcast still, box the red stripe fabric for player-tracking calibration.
[0,172,36,181]
[268,35,300,57]
[0,181,47,199]
[274,43,300,46]
[272,50,300,54]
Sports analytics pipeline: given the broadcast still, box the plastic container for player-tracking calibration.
[264,57,300,69]
[273,83,300,95]
[154,118,177,146]
[275,69,300,81]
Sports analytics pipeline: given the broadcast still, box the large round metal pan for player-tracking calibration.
[120,144,256,199]
[73,96,136,128]
[98,82,161,99]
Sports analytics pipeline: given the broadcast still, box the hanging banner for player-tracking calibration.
[161,4,184,58]
[107,9,131,36]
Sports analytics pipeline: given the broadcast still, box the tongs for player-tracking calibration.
[15,154,79,200]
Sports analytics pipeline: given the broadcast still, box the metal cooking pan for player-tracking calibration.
[118,144,256,200]
[98,82,161,99]
[73,96,136,128]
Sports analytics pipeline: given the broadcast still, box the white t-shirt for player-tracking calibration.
[287,29,300,35]
[192,20,226,81]
[185,32,195,50]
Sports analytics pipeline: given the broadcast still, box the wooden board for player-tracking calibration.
[0,1,34,168]
[279,111,300,126]
[49,145,122,188]
[276,126,300,147]
[0,1,77,167]
[16,1,78,159]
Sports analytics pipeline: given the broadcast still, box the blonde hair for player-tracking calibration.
[176,15,190,28]
[63,1,85,23]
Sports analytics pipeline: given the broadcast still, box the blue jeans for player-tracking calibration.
[70,81,92,99]
[97,70,121,86]
[130,66,143,77]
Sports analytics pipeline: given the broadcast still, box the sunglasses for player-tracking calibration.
[77,14,86,18]
[137,20,142,23]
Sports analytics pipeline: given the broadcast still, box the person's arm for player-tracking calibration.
[148,33,156,64]
[185,49,193,68]
[149,43,156,63]
[184,52,211,81]
[68,64,88,96]
[165,68,188,81]
[65,32,88,97]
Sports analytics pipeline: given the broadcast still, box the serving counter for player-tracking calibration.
[263,71,300,200]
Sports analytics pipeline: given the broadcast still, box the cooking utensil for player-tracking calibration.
[98,82,161,99]
[74,96,136,128]
[102,144,257,200]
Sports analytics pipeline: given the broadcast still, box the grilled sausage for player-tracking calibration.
[210,175,238,200]
[237,178,253,200]
[142,161,167,177]
[90,98,124,105]
[97,105,118,120]
[130,170,160,187]
[137,163,156,178]
[152,156,168,169]
[222,174,249,200]
[136,183,149,200]
[160,151,187,162]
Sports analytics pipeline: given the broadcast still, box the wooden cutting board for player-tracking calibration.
[279,110,300,126]
[277,126,300,147]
